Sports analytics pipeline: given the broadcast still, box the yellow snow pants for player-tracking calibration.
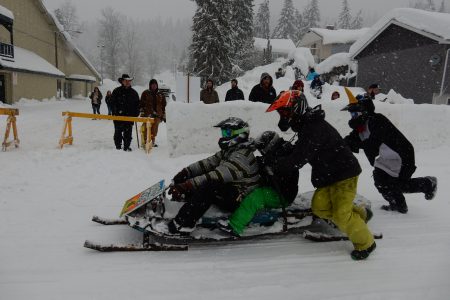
[311,176,374,251]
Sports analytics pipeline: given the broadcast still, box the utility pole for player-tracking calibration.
[97,44,105,85]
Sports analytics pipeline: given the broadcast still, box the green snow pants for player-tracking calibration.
[229,187,285,235]
[311,176,374,251]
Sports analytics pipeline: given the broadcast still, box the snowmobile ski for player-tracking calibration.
[83,240,187,252]
[92,215,128,225]
[302,230,383,242]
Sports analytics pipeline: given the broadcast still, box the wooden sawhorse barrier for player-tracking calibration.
[1,108,20,152]
[59,112,154,153]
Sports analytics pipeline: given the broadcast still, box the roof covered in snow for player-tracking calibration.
[309,28,370,45]
[350,8,450,58]
[0,46,65,77]
[0,4,14,21]
[67,74,97,82]
[254,38,296,54]
[316,52,356,74]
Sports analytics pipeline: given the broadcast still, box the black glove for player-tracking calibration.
[168,181,194,201]
[173,168,189,184]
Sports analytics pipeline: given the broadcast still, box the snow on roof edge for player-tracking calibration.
[67,74,97,82]
[309,28,370,45]
[0,4,14,20]
[254,38,296,53]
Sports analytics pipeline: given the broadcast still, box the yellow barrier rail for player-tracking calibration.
[0,108,20,152]
[59,112,155,153]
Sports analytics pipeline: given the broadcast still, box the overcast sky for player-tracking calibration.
[43,0,415,25]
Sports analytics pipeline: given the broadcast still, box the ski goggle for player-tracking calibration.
[350,112,362,119]
[221,127,248,138]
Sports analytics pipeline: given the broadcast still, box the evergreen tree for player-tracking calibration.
[272,0,297,40]
[350,9,363,29]
[230,0,255,73]
[189,0,234,85]
[302,0,321,30]
[337,0,352,29]
[294,9,304,43]
[254,0,270,39]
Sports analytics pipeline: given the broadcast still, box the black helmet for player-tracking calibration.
[255,131,282,155]
[214,117,250,150]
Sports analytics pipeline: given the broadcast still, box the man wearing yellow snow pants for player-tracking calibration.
[311,176,374,252]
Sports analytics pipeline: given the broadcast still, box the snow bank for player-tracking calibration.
[216,59,292,101]
[167,96,450,157]
[316,52,356,74]
[310,28,370,45]
[166,101,287,157]
[350,8,450,57]
[375,89,414,104]
[254,38,296,54]
[288,47,316,75]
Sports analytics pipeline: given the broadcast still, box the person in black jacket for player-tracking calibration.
[249,73,277,104]
[225,79,245,101]
[269,91,376,260]
[111,74,140,151]
[342,90,437,214]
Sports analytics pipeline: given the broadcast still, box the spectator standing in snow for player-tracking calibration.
[225,79,245,101]
[331,91,340,100]
[249,73,277,104]
[367,83,381,100]
[306,67,319,81]
[275,68,285,79]
[342,90,438,214]
[111,74,140,151]
[89,87,103,116]
[105,90,113,115]
[140,79,167,147]
[200,79,219,104]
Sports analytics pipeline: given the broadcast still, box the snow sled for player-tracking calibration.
[84,180,382,252]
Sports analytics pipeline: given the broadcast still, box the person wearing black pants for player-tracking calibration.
[342,90,437,213]
[111,74,140,151]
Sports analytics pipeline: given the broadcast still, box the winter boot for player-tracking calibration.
[351,242,376,261]
[424,177,437,200]
[217,219,240,238]
[123,147,132,152]
[149,219,190,237]
[381,204,408,214]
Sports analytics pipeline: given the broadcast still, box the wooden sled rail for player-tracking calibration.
[59,111,155,153]
[1,108,20,152]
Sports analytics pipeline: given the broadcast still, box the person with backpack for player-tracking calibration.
[341,89,437,214]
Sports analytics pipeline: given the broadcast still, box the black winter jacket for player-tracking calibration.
[225,87,245,101]
[111,86,140,117]
[344,113,416,179]
[276,108,361,188]
[249,75,277,104]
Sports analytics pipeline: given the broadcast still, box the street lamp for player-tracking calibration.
[97,44,105,85]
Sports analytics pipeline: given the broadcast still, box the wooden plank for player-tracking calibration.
[0,108,19,116]
[61,112,153,123]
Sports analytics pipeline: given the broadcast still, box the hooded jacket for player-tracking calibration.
[276,107,362,188]
[140,81,167,119]
[249,73,277,104]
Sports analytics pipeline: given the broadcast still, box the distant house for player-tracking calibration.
[350,8,450,104]
[0,0,100,104]
[254,38,296,61]
[298,26,369,63]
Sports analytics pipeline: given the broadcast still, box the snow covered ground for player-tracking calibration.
[1,98,450,299]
